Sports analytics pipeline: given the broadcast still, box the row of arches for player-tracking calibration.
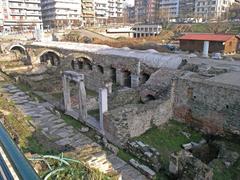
[9,46,151,88]
[70,57,150,88]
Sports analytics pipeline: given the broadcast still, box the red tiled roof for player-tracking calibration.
[179,34,235,42]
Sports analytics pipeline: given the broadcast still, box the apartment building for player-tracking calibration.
[135,0,179,23]
[0,1,3,31]
[156,0,179,19]
[124,5,135,23]
[81,0,95,26]
[108,0,125,23]
[1,0,42,32]
[135,0,154,23]
[41,0,82,29]
[95,0,108,25]
[179,0,196,19]
[195,0,235,20]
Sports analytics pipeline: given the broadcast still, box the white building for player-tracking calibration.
[195,0,235,20]
[0,1,3,31]
[108,0,125,23]
[95,0,108,25]
[1,0,42,32]
[94,0,125,25]
[157,0,180,19]
[41,0,82,29]
[132,24,162,38]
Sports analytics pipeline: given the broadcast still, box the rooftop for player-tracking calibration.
[179,34,235,42]
[32,41,183,69]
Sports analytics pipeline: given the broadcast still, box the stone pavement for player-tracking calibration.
[1,84,147,180]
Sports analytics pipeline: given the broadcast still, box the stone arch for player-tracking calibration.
[9,44,26,55]
[70,53,94,71]
[69,53,94,63]
[38,50,61,66]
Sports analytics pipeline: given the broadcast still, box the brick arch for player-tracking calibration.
[38,49,62,60]
[9,44,26,55]
[69,53,94,63]
[70,53,94,70]
[38,49,62,66]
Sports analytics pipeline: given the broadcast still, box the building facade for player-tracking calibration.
[135,0,148,23]
[156,0,179,19]
[0,1,3,31]
[81,0,95,26]
[194,0,235,20]
[179,0,196,19]
[41,0,81,29]
[135,0,179,23]
[179,34,239,55]
[132,24,162,38]
[135,0,156,23]
[95,0,108,25]
[107,0,125,23]
[1,0,42,32]
[124,5,135,24]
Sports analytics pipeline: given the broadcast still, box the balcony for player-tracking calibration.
[8,0,24,2]
[25,0,40,4]
[9,4,26,9]
[26,12,42,16]
[10,11,26,16]
[26,6,41,10]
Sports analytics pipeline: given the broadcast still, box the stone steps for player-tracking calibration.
[1,84,147,180]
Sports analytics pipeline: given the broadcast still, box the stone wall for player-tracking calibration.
[139,68,181,102]
[104,99,172,146]
[25,46,148,92]
[173,76,240,135]
[108,88,140,110]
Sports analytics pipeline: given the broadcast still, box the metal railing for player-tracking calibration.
[0,123,39,180]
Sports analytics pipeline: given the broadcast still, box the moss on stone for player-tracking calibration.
[133,120,202,168]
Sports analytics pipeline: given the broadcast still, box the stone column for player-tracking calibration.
[131,74,139,88]
[63,75,71,112]
[116,68,124,86]
[105,82,113,94]
[99,88,108,135]
[131,61,140,88]
[203,41,209,57]
[78,80,88,121]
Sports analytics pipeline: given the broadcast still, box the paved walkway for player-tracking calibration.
[1,84,146,180]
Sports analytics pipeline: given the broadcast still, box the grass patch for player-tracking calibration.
[134,120,202,168]
[212,139,240,180]
[16,83,46,102]
[61,113,82,129]
[117,149,134,162]
[191,23,209,33]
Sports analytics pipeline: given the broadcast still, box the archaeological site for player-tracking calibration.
[0,39,239,180]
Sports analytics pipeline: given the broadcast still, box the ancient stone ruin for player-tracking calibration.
[0,40,240,179]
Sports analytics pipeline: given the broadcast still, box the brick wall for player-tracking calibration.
[173,77,240,135]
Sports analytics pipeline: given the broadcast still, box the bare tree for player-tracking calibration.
[155,8,171,28]
[228,2,240,21]
[206,15,231,33]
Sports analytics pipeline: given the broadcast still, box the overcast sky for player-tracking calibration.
[126,0,134,5]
